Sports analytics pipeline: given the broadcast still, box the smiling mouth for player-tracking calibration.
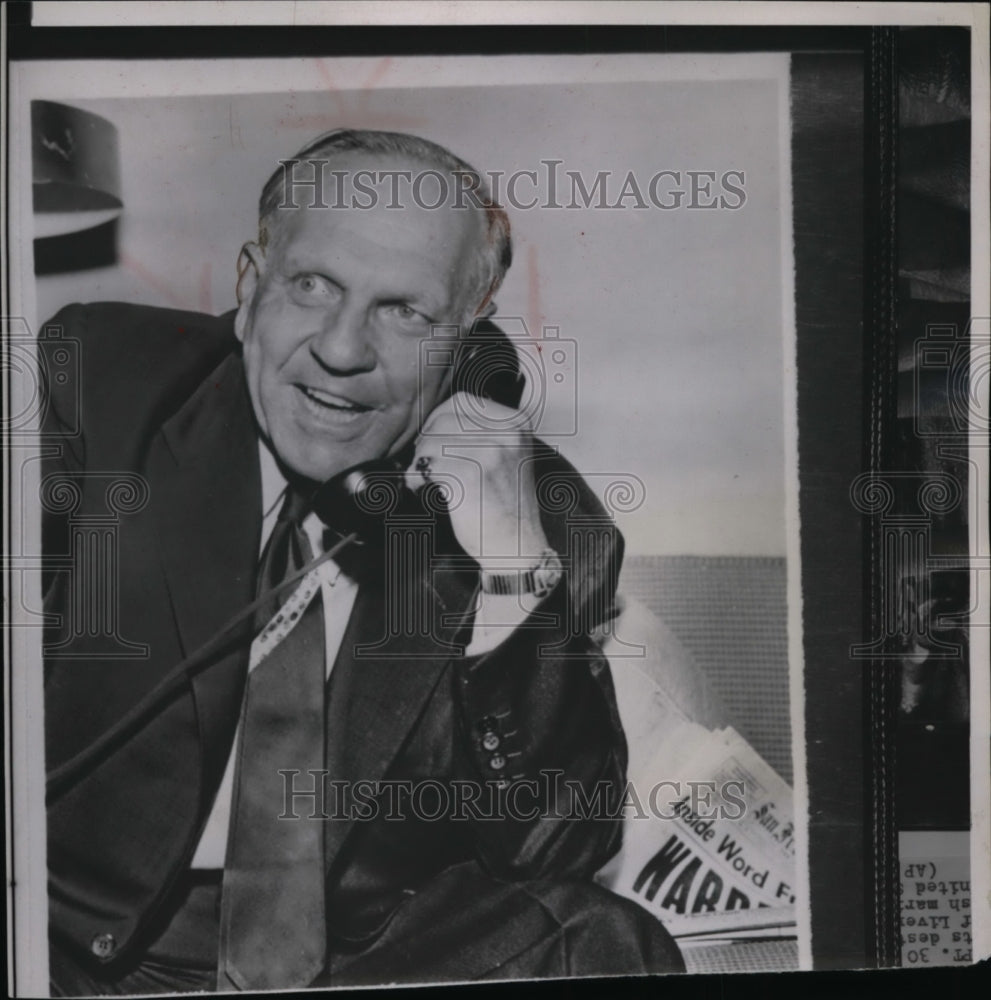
[297,385,374,420]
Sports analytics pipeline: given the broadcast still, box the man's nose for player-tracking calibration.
[309,304,376,374]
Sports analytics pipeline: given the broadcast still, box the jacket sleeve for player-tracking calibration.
[451,454,629,881]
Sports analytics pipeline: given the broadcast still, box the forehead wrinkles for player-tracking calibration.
[265,151,489,254]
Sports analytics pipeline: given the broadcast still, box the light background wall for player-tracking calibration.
[33,74,788,557]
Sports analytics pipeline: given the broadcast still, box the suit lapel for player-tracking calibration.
[147,351,261,783]
[147,353,476,865]
[324,539,476,870]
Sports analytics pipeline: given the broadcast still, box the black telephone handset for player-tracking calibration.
[306,319,525,546]
[46,321,525,798]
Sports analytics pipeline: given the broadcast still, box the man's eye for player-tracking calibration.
[290,273,335,300]
[382,303,430,329]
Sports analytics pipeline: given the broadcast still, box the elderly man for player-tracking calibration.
[42,129,683,993]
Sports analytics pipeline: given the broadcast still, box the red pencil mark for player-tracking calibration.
[312,60,350,119]
[119,252,186,308]
[120,253,215,314]
[228,102,245,150]
[293,57,426,133]
[363,57,393,91]
[275,111,430,132]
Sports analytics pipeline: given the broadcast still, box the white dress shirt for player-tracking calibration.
[190,443,357,867]
[191,441,540,868]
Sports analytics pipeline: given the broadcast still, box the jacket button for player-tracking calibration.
[481,732,501,751]
[488,753,507,771]
[90,932,117,959]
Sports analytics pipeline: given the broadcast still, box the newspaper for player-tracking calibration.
[596,721,796,943]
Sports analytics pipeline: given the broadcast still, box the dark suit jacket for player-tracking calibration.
[42,303,629,971]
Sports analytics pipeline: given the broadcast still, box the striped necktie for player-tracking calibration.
[219,487,326,989]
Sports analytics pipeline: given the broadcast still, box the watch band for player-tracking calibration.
[479,548,563,598]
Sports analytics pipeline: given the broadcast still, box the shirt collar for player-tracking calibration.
[257,439,342,578]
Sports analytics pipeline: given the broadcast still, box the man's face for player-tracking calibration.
[236,155,481,484]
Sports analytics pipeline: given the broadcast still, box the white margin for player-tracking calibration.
[27,1,986,30]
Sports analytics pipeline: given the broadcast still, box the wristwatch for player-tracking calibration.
[479,548,564,598]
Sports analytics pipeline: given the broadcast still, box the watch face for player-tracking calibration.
[531,550,563,598]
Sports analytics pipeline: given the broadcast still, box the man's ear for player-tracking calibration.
[234,242,265,342]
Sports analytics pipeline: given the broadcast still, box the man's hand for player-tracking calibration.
[404,391,551,570]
